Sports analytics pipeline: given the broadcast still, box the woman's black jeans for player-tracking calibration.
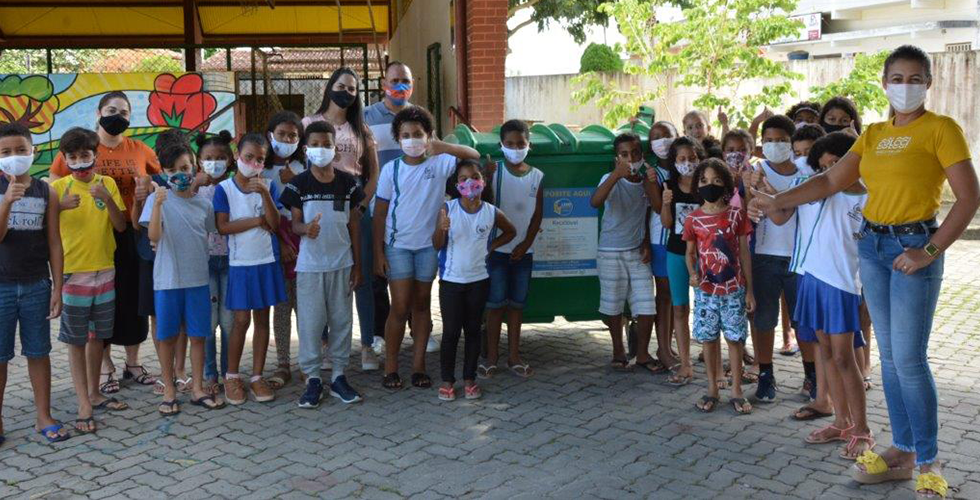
[439,279,490,383]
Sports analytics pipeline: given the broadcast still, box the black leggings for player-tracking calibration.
[439,279,490,383]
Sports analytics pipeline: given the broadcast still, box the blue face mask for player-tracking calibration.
[166,172,193,192]
[385,82,413,106]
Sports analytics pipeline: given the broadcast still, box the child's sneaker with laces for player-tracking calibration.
[298,378,323,408]
[224,377,247,405]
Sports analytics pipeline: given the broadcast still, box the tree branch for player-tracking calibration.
[508,0,545,18]
[507,17,537,38]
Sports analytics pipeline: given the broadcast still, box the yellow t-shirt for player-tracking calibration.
[850,111,971,225]
[51,174,125,273]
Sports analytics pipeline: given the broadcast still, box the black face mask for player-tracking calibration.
[329,90,357,109]
[821,123,848,134]
[99,114,129,136]
[698,184,726,203]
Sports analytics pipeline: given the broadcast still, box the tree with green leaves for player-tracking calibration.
[809,50,889,116]
[572,0,804,129]
[508,0,621,43]
[0,49,104,74]
[580,43,624,73]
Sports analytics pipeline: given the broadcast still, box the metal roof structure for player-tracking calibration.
[0,0,392,49]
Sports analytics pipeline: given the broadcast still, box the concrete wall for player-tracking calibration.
[505,50,980,155]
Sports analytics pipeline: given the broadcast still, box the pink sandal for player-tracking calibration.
[438,386,456,402]
[839,433,875,460]
[464,384,482,400]
[805,423,853,444]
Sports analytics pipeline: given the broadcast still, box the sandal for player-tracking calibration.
[267,369,291,390]
[73,417,96,434]
[464,384,482,400]
[382,372,402,390]
[203,379,222,396]
[190,395,226,410]
[153,379,167,395]
[915,471,948,498]
[438,386,456,401]
[695,395,719,413]
[730,397,752,415]
[742,352,756,365]
[635,359,667,375]
[610,358,631,372]
[176,377,192,393]
[477,364,498,379]
[851,450,914,484]
[93,397,129,412]
[99,371,120,394]
[124,364,157,385]
[158,400,180,416]
[805,423,853,444]
[840,433,875,460]
[36,423,71,443]
[864,376,873,391]
[779,343,800,356]
[665,370,692,386]
[741,371,759,384]
[508,363,534,378]
[411,372,432,389]
[792,405,834,421]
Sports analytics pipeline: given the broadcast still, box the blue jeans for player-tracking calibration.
[0,278,52,363]
[355,210,389,348]
[858,228,944,466]
[205,256,233,380]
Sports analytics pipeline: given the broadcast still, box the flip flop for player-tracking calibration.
[477,364,498,379]
[411,372,432,389]
[665,372,693,386]
[190,395,226,410]
[635,359,668,375]
[730,397,752,415]
[93,397,129,412]
[176,377,192,393]
[36,423,71,443]
[158,400,180,416]
[792,405,834,421]
[610,358,631,372]
[779,344,800,356]
[382,372,402,390]
[73,417,96,434]
[508,363,534,378]
[695,395,719,413]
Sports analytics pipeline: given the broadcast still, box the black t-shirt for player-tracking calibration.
[0,177,50,282]
[664,177,701,255]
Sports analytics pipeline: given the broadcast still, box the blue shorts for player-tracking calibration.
[486,251,533,309]
[650,244,669,278]
[385,245,438,282]
[0,279,52,362]
[226,261,287,311]
[666,251,692,306]
[751,254,798,331]
[693,288,748,344]
[155,285,211,340]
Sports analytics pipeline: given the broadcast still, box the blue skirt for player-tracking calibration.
[794,272,862,336]
[227,262,287,311]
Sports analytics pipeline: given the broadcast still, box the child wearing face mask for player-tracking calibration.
[646,121,679,369]
[374,106,480,390]
[683,159,755,414]
[434,160,516,400]
[262,112,306,390]
[212,133,285,406]
[280,121,367,407]
[51,127,131,433]
[660,136,706,386]
[194,131,235,394]
[481,119,544,380]
[0,123,70,444]
[139,143,225,414]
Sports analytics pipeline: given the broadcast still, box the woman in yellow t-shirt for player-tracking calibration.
[750,45,979,498]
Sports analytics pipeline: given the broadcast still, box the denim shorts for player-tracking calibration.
[486,251,533,309]
[385,245,438,282]
[0,278,52,362]
[751,254,798,331]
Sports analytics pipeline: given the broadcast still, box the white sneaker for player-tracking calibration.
[426,336,439,353]
[361,347,380,371]
[321,356,332,371]
[371,337,386,357]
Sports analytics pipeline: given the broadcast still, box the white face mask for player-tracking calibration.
[500,144,529,165]
[651,138,673,159]
[237,158,263,178]
[68,160,94,172]
[0,152,34,177]
[629,160,644,176]
[400,138,427,158]
[886,83,928,114]
[762,142,793,164]
[202,160,227,178]
[306,147,336,167]
[269,135,299,158]
[675,160,695,177]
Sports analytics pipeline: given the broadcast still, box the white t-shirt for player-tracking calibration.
[438,199,497,284]
[648,166,670,246]
[492,161,543,254]
[753,159,812,257]
[799,190,868,295]
[213,178,280,267]
[597,174,648,252]
[376,154,457,250]
[789,176,821,275]
[262,160,307,219]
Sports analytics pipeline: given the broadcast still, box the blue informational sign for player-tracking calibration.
[532,188,599,277]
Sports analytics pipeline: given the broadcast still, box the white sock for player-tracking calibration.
[226,373,240,379]
[250,375,262,383]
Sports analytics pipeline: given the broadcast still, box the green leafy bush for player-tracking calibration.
[580,43,623,73]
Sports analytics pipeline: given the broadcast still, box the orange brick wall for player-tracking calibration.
[464,0,507,131]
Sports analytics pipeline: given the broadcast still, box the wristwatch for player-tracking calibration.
[924,242,941,257]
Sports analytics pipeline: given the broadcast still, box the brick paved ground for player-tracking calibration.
[1,242,979,499]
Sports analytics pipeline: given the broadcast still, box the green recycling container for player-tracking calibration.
[445,122,648,323]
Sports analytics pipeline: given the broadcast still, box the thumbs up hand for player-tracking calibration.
[89,177,110,202]
[306,213,322,239]
[60,180,81,211]
[2,176,26,206]
[153,186,168,206]
[135,175,152,202]
[439,207,450,232]
[662,187,673,205]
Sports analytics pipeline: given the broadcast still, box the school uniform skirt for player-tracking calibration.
[794,272,865,346]
[226,261,287,311]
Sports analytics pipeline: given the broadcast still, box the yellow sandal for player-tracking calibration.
[915,472,948,498]
[851,450,914,484]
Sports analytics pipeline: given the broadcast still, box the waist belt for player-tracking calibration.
[865,218,937,235]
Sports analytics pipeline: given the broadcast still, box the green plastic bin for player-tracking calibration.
[445,122,644,323]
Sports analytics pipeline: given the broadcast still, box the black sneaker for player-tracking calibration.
[298,378,323,409]
[755,370,777,403]
[330,375,363,404]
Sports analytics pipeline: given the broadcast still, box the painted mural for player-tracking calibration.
[0,72,237,175]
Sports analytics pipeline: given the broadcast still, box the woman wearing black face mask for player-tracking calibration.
[49,91,162,393]
[303,68,384,369]
[819,97,862,136]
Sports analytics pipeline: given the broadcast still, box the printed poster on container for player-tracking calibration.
[532,187,598,278]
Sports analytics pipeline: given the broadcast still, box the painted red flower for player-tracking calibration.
[147,74,217,130]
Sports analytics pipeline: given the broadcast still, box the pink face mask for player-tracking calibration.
[456,178,485,199]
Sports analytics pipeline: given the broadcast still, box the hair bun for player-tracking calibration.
[217,130,233,143]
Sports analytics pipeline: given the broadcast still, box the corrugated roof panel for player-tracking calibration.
[198,5,387,35]
[0,7,183,36]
